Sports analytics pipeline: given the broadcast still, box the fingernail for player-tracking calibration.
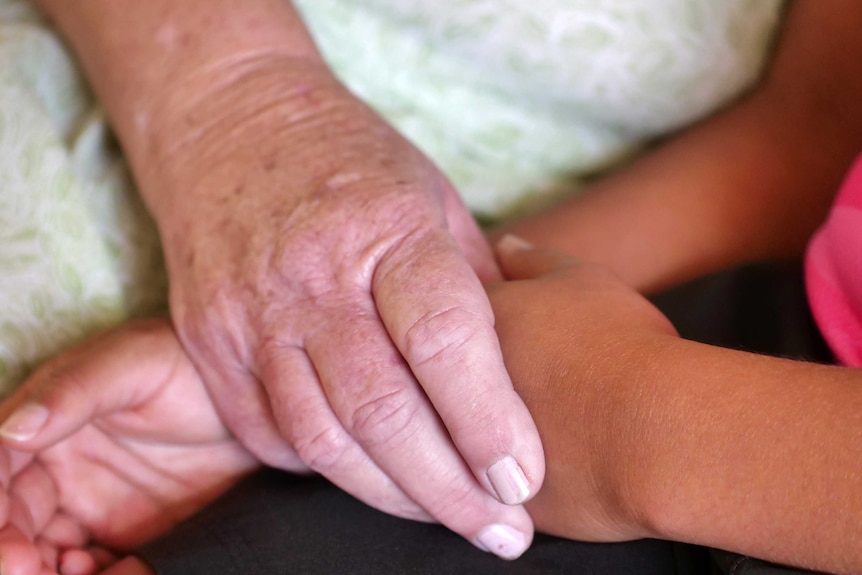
[497,234,533,252]
[487,456,531,504]
[0,403,50,441]
[475,523,529,560]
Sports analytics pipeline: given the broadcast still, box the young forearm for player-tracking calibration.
[492,236,862,571]
[632,338,862,574]
[500,94,857,292]
[523,333,862,572]
[498,0,862,293]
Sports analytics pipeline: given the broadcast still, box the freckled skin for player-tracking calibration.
[144,66,541,549]
[33,0,545,559]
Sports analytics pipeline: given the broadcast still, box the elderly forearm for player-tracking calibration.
[35,0,326,216]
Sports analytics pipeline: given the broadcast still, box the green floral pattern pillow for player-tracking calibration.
[294,0,785,217]
[0,1,166,394]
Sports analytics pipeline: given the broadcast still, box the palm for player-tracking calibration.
[35,411,255,549]
[0,321,258,574]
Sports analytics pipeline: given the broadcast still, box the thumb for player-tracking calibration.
[0,320,182,450]
[495,235,577,281]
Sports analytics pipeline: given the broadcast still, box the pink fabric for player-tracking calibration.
[805,153,862,366]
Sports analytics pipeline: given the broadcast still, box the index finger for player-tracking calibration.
[373,228,545,505]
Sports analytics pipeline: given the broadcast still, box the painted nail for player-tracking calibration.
[475,524,529,560]
[497,234,534,252]
[0,403,50,441]
[487,455,531,505]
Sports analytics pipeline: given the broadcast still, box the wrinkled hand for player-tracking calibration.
[0,320,257,575]
[141,61,543,556]
[488,237,678,542]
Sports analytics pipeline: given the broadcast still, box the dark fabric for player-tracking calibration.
[137,259,830,575]
[709,549,827,575]
[650,260,831,364]
[138,470,704,575]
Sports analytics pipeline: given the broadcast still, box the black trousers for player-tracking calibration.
[138,261,831,575]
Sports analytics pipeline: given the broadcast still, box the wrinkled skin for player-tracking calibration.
[0,242,675,575]
[139,60,543,551]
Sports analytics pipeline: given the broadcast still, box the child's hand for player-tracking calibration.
[0,320,259,575]
[487,236,677,543]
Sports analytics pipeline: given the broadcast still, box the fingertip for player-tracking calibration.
[0,405,49,445]
[474,522,532,560]
[487,456,532,505]
[483,429,547,508]
[59,550,96,575]
[495,234,534,257]
[0,526,44,575]
[494,235,577,281]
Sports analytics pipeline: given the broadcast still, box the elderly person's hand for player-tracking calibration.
[35,0,543,557]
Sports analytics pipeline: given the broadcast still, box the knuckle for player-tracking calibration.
[445,395,502,438]
[256,336,297,372]
[403,306,487,369]
[348,388,419,448]
[282,393,352,474]
[292,425,351,474]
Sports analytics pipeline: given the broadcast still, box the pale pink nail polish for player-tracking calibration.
[487,455,531,505]
[475,524,529,560]
[0,403,50,441]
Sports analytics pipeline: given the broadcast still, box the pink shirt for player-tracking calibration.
[805,153,862,366]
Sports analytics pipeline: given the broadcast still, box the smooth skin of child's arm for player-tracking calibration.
[496,0,862,293]
[489,237,862,575]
